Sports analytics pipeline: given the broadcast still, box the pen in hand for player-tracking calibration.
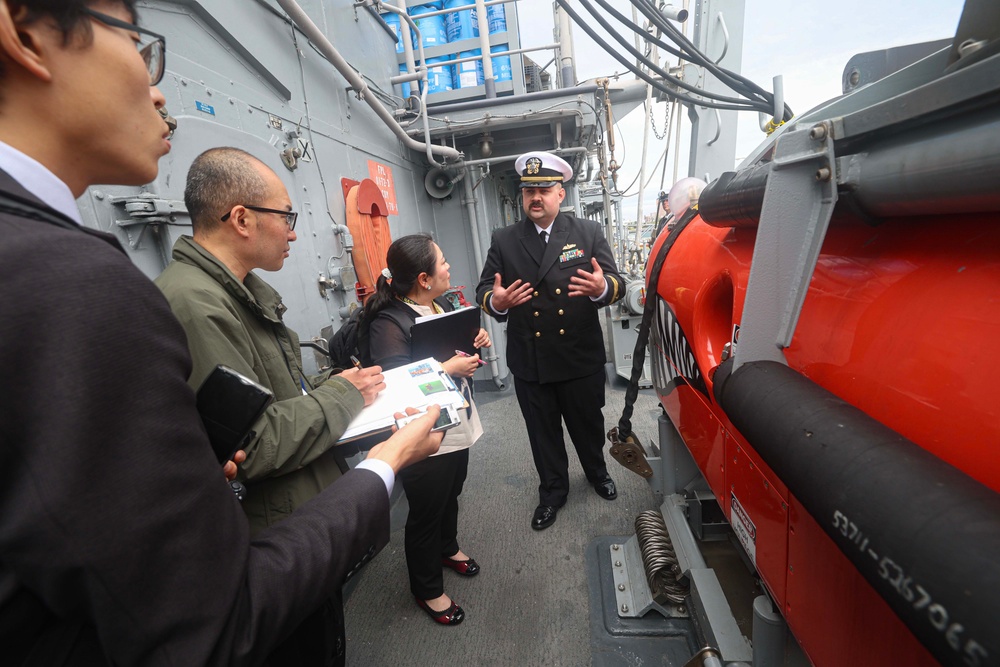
[350,355,364,370]
[455,350,487,366]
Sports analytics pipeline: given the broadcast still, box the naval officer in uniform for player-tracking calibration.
[475,151,624,530]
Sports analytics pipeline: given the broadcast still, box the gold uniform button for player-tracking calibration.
[535,331,541,338]
[533,290,539,297]
[558,309,564,316]
[559,329,565,335]
[555,288,562,295]
[534,311,539,317]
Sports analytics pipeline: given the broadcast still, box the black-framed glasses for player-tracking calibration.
[84,9,166,86]
[222,206,298,231]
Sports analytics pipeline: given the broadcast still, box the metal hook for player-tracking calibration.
[707,109,721,146]
[713,12,729,64]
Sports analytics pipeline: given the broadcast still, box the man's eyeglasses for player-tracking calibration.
[84,9,166,86]
[222,206,299,231]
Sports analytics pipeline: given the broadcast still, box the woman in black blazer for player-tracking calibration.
[360,234,490,626]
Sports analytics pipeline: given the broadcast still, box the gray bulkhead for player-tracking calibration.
[76,0,489,373]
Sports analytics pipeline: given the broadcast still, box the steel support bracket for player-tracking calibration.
[732,121,839,369]
[109,194,188,249]
[608,538,686,619]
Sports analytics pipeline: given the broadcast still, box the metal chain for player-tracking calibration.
[649,99,670,141]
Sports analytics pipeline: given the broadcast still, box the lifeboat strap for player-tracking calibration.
[608,207,699,453]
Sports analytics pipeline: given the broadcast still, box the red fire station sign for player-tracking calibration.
[367,160,398,216]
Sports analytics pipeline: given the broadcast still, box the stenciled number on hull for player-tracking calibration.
[650,295,707,396]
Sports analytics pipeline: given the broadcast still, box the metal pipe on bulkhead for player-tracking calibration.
[362,2,443,167]
[558,4,576,87]
[461,169,505,389]
[631,9,653,258]
[474,0,497,98]
[460,146,588,171]
[424,84,600,115]
[395,0,416,81]
[277,0,460,166]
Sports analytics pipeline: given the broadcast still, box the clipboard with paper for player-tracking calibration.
[337,357,467,443]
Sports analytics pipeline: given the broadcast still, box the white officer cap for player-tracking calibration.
[515,151,574,189]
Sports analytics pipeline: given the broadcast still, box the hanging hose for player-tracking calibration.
[607,207,699,470]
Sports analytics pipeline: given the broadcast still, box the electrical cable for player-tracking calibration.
[643,1,780,115]
[288,24,350,265]
[630,0,763,90]
[630,0,793,120]
[554,0,770,112]
[581,0,767,110]
[585,0,772,110]
[635,0,769,100]
[586,0,773,110]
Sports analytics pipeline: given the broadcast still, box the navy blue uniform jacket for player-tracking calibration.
[475,213,623,384]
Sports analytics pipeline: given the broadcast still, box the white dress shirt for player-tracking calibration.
[0,140,82,224]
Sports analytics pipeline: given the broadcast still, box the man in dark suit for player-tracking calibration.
[476,151,624,530]
[0,2,440,664]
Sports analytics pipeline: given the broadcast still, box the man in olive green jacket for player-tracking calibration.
[157,147,384,534]
[156,147,385,665]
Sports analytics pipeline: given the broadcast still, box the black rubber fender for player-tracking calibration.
[713,359,1000,667]
[697,165,770,228]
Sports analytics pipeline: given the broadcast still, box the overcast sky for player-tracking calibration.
[513,0,966,221]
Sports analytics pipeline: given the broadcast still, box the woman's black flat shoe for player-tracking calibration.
[442,556,480,577]
[416,597,465,625]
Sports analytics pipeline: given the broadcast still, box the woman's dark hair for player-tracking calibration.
[363,233,437,322]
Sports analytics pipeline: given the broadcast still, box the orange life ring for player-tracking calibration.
[343,179,392,305]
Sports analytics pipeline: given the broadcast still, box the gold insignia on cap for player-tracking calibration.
[526,157,542,175]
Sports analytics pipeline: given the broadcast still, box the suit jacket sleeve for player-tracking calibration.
[0,225,389,666]
[475,230,509,321]
[165,284,364,480]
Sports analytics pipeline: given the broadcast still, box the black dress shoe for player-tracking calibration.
[531,505,559,530]
[442,555,480,577]
[593,478,618,500]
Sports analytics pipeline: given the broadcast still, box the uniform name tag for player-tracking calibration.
[559,249,585,263]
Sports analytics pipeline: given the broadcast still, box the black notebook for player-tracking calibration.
[410,306,481,364]
[196,365,274,463]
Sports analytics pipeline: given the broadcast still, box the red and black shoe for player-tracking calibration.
[441,555,480,577]
[415,597,465,625]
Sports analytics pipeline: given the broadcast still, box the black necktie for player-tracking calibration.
[539,230,548,245]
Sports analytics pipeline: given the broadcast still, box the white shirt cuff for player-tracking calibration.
[590,281,610,302]
[356,458,394,497]
[489,294,508,316]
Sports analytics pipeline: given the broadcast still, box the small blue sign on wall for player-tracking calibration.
[195,101,216,116]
